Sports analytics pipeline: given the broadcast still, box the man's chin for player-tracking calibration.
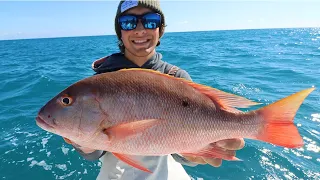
[132,49,155,57]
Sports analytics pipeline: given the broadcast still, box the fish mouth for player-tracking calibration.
[36,116,55,130]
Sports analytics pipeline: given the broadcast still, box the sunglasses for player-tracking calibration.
[118,12,161,31]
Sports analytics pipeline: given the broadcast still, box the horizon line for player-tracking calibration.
[1,26,319,42]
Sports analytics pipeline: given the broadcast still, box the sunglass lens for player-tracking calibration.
[119,15,137,30]
[143,13,161,29]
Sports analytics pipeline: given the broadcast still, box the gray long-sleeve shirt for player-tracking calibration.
[73,51,197,167]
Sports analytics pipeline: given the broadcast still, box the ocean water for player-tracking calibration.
[0,28,319,180]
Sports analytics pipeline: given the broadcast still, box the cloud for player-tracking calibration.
[179,20,189,24]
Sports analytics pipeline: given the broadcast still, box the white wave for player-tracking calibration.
[4,149,15,154]
[41,137,49,148]
[283,148,290,153]
[10,137,18,146]
[311,113,320,122]
[303,136,313,142]
[61,146,69,155]
[304,170,320,179]
[306,143,320,153]
[260,155,297,179]
[29,160,52,171]
[15,131,38,137]
[55,164,67,171]
[54,170,76,180]
[261,148,271,154]
[291,148,314,160]
[311,130,319,135]
[297,147,304,152]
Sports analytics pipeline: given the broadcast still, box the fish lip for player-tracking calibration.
[36,115,55,130]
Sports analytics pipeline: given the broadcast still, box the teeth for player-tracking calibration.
[133,40,148,43]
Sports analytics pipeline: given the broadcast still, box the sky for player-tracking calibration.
[0,0,320,40]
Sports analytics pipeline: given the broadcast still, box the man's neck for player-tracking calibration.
[124,50,156,67]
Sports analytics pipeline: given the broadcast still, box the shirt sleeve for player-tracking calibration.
[175,69,193,81]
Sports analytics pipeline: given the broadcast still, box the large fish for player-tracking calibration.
[35,68,315,173]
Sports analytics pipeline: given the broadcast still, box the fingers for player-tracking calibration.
[183,155,223,167]
[203,158,222,167]
[182,139,245,167]
[215,138,245,150]
[183,155,207,164]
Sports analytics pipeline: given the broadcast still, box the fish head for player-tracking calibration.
[36,79,111,145]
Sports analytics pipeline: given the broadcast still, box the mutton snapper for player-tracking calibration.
[35,68,315,173]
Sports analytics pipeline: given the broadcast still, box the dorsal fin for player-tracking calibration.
[118,68,169,76]
[118,68,260,113]
[184,82,260,113]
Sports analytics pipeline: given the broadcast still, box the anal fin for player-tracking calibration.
[112,153,152,173]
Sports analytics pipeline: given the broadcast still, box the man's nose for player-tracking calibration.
[134,20,146,33]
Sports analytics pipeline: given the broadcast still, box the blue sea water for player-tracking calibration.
[0,28,319,180]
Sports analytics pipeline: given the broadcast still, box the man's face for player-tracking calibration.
[120,7,160,58]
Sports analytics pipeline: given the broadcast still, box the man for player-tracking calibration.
[69,0,245,179]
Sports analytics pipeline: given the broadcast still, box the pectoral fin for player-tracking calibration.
[112,153,152,173]
[104,119,161,141]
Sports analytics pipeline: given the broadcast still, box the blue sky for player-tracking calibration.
[1,0,320,40]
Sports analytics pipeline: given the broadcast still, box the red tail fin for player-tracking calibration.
[255,87,315,148]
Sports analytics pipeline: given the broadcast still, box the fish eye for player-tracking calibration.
[61,96,72,106]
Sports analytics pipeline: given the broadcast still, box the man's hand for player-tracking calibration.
[63,137,96,154]
[182,138,245,167]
